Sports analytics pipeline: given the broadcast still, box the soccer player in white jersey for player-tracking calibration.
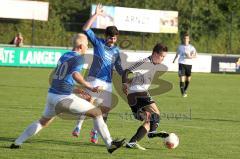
[122,43,169,150]
[71,4,123,143]
[10,33,125,153]
[173,33,197,97]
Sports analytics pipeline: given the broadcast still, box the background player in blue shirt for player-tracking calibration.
[72,4,123,144]
[10,33,125,153]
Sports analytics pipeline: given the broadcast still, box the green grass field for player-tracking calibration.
[0,67,239,159]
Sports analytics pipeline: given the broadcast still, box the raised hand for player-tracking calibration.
[95,3,105,16]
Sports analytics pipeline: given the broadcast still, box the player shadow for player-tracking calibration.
[192,117,240,123]
[0,136,106,150]
[0,137,16,148]
[26,138,106,148]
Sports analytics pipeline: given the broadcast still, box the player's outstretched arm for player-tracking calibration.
[82,3,105,31]
[72,72,102,93]
[173,52,178,63]
[72,72,94,91]
[122,69,133,95]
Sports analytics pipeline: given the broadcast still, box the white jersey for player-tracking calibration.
[126,56,167,94]
[177,44,196,65]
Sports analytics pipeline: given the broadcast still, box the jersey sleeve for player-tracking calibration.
[176,45,180,54]
[114,54,123,75]
[84,29,100,47]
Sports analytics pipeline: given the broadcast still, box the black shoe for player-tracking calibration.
[148,131,169,138]
[10,143,20,149]
[107,138,125,154]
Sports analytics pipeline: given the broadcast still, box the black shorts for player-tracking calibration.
[127,91,155,121]
[178,63,192,77]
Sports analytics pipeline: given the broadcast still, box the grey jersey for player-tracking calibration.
[126,56,166,94]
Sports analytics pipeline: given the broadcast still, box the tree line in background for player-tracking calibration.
[0,0,240,54]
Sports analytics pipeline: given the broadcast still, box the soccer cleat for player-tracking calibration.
[182,93,188,97]
[107,138,125,154]
[72,127,80,137]
[10,143,20,149]
[148,131,169,138]
[126,142,146,150]
[90,130,98,144]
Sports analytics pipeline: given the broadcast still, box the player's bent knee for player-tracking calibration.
[145,111,151,122]
[100,106,111,114]
[85,107,102,118]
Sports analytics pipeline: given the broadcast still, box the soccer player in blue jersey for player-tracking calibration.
[72,4,123,143]
[10,33,125,153]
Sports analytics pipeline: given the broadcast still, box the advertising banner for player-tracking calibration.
[120,51,212,73]
[0,47,68,67]
[211,56,240,73]
[0,0,49,21]
[0,46,217,74]
[91,4,178,33]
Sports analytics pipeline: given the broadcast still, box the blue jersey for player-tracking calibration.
[49,51,84,95]
[85,29,123,83]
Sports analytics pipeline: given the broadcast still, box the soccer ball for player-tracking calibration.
[164,133,179,149]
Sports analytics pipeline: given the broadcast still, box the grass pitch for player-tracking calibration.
[0,67,239,159]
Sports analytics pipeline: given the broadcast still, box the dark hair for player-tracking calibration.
[105,26,119,37]
[152,43,168,54]
[181,32,190,43]
[182,32,189,37]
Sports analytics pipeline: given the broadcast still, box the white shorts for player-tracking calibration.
[85,76,112,108]
[43,92,96,118]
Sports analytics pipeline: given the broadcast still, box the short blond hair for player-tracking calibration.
[72,33,88,48]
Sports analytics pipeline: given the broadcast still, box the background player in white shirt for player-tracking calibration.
[173,33,197,97]
[10,33,124,153]
[122,43,169,150]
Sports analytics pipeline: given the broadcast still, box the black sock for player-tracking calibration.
[129,126,147,143]
[184,81,189,92]
[180,82,185,95]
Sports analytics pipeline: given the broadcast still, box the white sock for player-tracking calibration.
[91,113,108,133]
[75,115,86,130]
[15,121,43,145]
[93,116,112,148]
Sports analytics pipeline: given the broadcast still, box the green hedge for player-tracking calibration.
[0,0,240,54]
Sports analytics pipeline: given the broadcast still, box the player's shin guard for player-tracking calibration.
[129,126,147,143]
[93,116,112,148]
[180,82,185,95]
[148,113,160,138]
[15,121,43,145]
